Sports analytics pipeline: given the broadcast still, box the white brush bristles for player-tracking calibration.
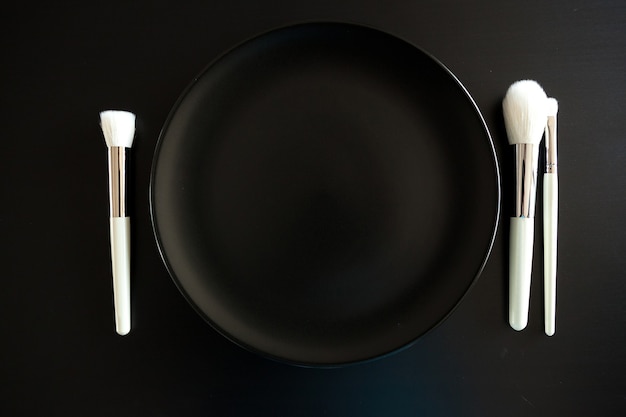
[503,80,548,146]
[546,97,559,117]
[100,110,136,148]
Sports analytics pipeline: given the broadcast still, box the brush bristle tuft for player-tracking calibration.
[502,80,548,146]
[100,110,136,148]
[546,97,558,117]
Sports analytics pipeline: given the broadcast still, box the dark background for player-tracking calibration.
[1,1,625,416]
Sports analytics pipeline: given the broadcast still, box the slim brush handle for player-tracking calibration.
[509,217,534,331]
[543,173,558,336]
[110,217,131,335]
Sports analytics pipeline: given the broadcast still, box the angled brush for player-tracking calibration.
[544,97,559,336]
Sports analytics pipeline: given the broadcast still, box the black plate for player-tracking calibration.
[150,22,500,366]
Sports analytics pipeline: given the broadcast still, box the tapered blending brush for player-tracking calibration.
[502,80,548,331]
[544,98,559,336]
[100,110,136,336]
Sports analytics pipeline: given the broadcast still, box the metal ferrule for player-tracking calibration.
[545,115,557,174]
[108,146,129,218]
[514,143,539,218]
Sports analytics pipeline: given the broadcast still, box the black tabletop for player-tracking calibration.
[2,1,625,416]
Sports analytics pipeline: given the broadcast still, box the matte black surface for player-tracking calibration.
[151,23,499,365]
[2,1,626,416]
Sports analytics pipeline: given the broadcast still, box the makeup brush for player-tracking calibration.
[502,80,548,331]
[100,110,136,336]
[544,97,559,336]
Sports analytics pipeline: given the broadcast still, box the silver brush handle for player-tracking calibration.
[514,143,539,218]
[108,146,129,218]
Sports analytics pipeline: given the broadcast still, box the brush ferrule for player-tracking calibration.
[545,115,557,174]
[514,143,539,218]
[108,146,129,218]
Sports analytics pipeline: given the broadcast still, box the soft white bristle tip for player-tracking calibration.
[502,80,548,146]
[100,110,136,148]
[546,97,559,117]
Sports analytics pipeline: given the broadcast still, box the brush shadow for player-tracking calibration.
[491,98,512,326]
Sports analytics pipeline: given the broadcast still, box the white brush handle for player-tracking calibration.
[543,173,558,336]
[110,217,131,335]
[509,217,534,331]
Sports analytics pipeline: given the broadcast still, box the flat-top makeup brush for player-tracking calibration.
[502,80,548,331]
[544,97,559,336]
[100,110,136,336]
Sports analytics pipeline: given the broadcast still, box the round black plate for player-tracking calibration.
[150,22,500,366]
